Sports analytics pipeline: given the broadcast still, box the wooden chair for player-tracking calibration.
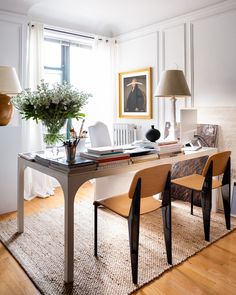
[93,164,172,284]
[172,151,231,241]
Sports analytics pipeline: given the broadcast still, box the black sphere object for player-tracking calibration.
[145,125,161,142]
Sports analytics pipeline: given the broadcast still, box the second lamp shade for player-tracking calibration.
[154,70,191,97]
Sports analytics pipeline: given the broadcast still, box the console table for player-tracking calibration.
[17,147,216,283]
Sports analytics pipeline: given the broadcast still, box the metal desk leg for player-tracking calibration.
[17,157,25,233]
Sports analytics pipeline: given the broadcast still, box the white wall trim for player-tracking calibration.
[183,23,188,108]
[42,23,110,41]
[116,0,236,43]
[0,10,26,23]
[0,10,27,86]
[189,23,194,107]
[157,30,165,130]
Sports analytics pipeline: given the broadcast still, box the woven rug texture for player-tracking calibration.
[0,199,234,295]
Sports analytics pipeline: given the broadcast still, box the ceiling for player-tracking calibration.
[0,0,226,37]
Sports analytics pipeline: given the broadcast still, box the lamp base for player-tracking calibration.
[0,94,13,126]
[170,96,179,140]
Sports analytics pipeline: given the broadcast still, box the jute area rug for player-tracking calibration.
[0,199,235,295]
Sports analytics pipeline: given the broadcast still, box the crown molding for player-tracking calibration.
[116,0,236,43]
[0,10,27,23]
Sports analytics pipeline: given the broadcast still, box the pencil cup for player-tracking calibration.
[65,145,77,163]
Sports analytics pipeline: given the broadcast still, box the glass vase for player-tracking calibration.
[42,119,66,150]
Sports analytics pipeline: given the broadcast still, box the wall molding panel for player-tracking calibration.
[116,0,236,43]
[191,8,236,107]
[116,0,236,148]
[0,11,27,214]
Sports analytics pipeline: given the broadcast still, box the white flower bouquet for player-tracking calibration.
[12,80,91,146]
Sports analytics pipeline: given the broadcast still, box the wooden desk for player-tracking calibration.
[17,147,216,283]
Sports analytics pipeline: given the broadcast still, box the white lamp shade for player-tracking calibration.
[0,66,22,95]
[155,70,191,97]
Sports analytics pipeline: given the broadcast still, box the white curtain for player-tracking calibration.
[22,22,54,200]
[83,38,116,138]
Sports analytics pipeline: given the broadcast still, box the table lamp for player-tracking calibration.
[155,70,191,140]
[0,66,22,126]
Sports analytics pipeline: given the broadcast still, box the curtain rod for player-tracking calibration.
[44,27,95,40]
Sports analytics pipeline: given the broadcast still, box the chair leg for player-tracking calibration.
[221,158,231,230]
[201,191,211,242]
[221,184,231,230]
[201,161,213,242]
[162,205,172,265]
[128,178,141,285]
[191,190,194,215]
[128,216,140,284]
[94,203,98,256]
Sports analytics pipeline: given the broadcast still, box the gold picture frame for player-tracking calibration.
[119,67,152,119]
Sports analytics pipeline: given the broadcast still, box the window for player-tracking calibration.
[43,29,93,88]
[43,29,94,135]
[42,28,114,133]
[43,39,69,85]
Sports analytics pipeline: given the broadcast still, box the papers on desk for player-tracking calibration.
[132,140,182,155]
[19,152,36,161]
[182,146,202,152]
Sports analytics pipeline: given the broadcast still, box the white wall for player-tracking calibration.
[190,7,236,177]
[116,33,158,139]
[116,1,236,158]
[1,1,236,213]
[116,16,192,139]
[0,11,27,214]
[192,10,236,107]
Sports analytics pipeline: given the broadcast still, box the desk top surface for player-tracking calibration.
[19,147,217,179]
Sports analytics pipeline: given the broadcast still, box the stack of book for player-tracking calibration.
[157,141,183,156]
[80,146,131,169]
[20,149,97,173]
[47,156,97,172]
[130,152,159,163]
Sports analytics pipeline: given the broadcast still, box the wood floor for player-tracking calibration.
[0,182,236,295]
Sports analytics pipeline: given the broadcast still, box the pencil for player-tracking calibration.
[79,119,85,138]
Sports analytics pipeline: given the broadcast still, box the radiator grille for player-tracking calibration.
[113,124,137,145]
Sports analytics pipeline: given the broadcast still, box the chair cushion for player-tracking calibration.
[171,174,222,191]
[96,194,162,218]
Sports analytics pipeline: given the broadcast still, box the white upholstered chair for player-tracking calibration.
[88,122,135,200]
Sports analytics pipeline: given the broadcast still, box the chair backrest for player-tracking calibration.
[128,164,172,199]
[202,151,231,177]
[88,121,112,147]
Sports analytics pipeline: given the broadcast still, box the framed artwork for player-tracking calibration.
[119,67,152,119]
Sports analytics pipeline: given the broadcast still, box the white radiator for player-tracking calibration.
[113,124,137,145]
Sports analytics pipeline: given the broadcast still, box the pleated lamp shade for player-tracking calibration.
[155,70,191,97]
